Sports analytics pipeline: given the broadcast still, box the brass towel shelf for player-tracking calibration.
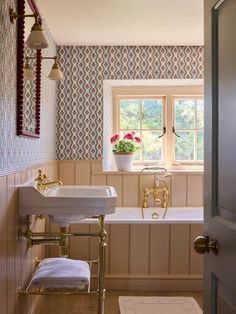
[18,259,98,296]
[18,214,107,314]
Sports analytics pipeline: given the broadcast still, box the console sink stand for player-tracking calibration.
[18,214,107,314]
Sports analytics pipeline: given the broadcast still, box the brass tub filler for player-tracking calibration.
[138,166,171,219]
[18,170,113,314]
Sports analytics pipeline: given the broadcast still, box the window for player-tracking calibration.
[118,97,165,162]
[173,97,204,163]
[113,86,204,168]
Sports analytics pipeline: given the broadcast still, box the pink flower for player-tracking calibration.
[135,136,141,143]
[123,133,134,140]
[110,134,119,143]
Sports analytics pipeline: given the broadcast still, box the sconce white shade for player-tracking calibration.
[48,63,64,81]
[23,62,35,81]
[26,22,48,49]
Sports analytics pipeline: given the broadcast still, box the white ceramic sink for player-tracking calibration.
[19,185,117,227]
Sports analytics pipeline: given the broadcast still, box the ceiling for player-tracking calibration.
[37,0,204,46]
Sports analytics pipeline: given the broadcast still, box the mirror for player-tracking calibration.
[17,0,41,138]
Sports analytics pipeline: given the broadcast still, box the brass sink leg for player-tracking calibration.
[98,215,106,314]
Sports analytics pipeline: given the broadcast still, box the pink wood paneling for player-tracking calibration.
[0,176,7,314]
[59,161,75,185]
[190,224,203,274]
[75,160,91,185]
[187,175,204,206]
[171,175,187,206]
[69,224,90,260]
[123,175,139,206]
[89,224,99,261]
[107,175,123,206]
[0,162,58,314]
[91,160,103,171]
[170,224,190,274]
[150,224,170,274]
[109,225,130,274]
[91,174,107,185]
[14,172,22,313]
[49,161,204,291]
[7,174,16,314]
[130,225,149,274]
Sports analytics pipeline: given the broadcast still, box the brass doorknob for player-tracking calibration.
[194,235,218,255]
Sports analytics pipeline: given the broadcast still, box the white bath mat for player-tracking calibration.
[119,296,202,314]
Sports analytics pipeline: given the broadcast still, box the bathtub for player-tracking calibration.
[68,206,204,291]
[79,206,204,224]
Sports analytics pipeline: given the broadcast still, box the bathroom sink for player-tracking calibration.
[19,185,117,227]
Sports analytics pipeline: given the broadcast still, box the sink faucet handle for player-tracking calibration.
[42,174,49,182]
[35,169,44,182]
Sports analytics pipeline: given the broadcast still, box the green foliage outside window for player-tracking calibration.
[118,96,204,164]
[119,99,163,161]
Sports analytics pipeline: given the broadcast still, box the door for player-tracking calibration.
[203,0,236,312]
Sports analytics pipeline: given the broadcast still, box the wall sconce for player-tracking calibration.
[46,57,64,81]
[23,57,35,81]
[24,56,64,81]
[9,8,48,49]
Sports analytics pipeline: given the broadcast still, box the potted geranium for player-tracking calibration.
[110,132,141,171]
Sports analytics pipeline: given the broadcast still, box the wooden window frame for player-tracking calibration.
[116,95,167,165]
[171,95,204,166]
[112,85,204,170]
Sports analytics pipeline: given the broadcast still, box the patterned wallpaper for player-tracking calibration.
[0,0,57,176]
[57,46,204,160]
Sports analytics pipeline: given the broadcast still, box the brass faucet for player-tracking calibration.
[142,176,169,209]
[35,169,62,193]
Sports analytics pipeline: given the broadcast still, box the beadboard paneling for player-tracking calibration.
[170,225,190,274]
[55,160,204,290]
[187,175,204,206]
[75,160,91,185]
[150,224,170,274]
[109,225,130,274]
[0,161,58,314]
[58,160,204,208]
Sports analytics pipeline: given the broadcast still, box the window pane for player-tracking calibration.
[197,131,204,160]
[142,99,163,129]
[120,99,140,129]
[196,99,204,129]
[175,131,194,160]
[174,99,195,129]
[142,131,162,160]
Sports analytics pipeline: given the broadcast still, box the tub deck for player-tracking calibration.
[78,206,203,224]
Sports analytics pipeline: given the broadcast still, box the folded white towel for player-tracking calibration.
[30,258,90,289]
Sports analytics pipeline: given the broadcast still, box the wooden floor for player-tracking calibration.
[35,290,203,314]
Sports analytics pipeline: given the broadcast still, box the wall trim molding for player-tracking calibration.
[97,274,203,291]
[0,159,58,177]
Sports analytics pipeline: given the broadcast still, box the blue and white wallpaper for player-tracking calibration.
[0,0,57,175]
[57,46,204,160]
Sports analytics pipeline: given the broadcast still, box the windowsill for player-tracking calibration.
[93,168,204,175]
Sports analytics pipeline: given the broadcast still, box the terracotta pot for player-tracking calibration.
[113,152,134,171]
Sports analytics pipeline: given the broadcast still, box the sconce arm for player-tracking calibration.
[9,8,38,24]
